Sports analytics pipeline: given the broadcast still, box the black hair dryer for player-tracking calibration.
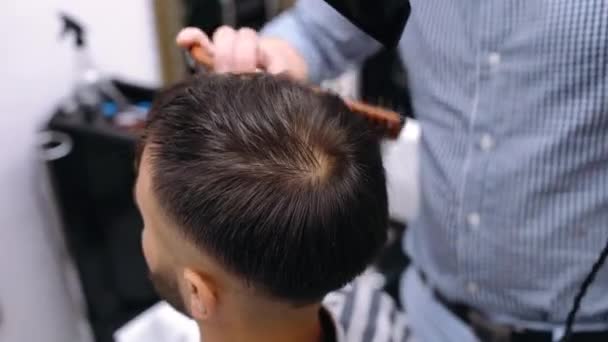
[323,0,410,48]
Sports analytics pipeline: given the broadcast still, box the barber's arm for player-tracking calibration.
[261,0,382,83]
[176,0,382,83]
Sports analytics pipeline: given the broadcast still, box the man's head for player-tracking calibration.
[135,73,388,324]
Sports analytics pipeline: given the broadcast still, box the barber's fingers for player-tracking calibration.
[176,26,307,79]
[212,26,238,73]
[232,28,260,72]
[176,27,213,53]
[213,26,261,73]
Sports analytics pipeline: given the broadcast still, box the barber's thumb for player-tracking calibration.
[264,61,289,75]
[176,27,213,51]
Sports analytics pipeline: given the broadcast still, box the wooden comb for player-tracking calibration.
[187,44,404,139]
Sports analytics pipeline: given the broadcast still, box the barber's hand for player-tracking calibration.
[176,27,308,81]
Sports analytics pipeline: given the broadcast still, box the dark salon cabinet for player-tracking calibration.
[44,81,158,342]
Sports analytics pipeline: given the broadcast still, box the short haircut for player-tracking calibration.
[142,73,388,304]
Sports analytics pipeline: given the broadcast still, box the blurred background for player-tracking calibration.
[0,1,416,341]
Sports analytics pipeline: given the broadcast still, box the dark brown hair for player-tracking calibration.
[142,73,388,304]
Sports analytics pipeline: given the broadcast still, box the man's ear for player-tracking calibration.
[183,268,217,321]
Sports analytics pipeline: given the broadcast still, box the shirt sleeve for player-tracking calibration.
[261,0,382,84]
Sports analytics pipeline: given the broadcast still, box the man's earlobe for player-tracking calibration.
[189,295,207,318]
[183,268,216,321]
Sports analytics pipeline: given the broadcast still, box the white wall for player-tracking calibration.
[0,1,160,341]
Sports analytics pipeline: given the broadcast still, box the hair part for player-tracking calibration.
[143,73,388,304]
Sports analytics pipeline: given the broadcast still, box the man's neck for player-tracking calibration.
[199,304,324,342]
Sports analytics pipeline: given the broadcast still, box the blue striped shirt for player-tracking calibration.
[263,0,608,332]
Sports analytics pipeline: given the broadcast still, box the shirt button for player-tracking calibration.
[480,134,495,151]
[467,212,481,229]
[488,52,501,66]
[467,281,479,295]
